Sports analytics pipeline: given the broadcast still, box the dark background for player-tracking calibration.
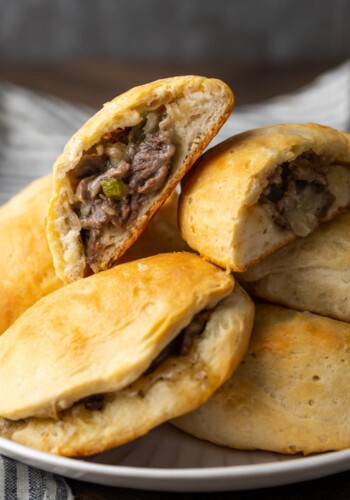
[1,0,349,64]
[1,0,349,108]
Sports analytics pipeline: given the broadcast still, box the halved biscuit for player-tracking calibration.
[179,123,350,271]
[47,76,234,282]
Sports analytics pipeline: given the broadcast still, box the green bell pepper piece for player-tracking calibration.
[100,178,127,199]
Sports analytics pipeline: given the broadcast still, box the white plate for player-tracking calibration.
[1,424,350,491]
[1,78,350,493]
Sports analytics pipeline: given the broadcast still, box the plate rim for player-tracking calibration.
[1,436,350,480]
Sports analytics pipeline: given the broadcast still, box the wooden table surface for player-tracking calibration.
[0,60,339,109]
[1,60,348,499]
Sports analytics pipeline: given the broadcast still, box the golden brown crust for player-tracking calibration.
[0,175,63,335]
[179,123,350,272]
[0,262,254,457]
[0,252,234,420]
[239,211,350,322]
[47,76,234,283]
[173,302,350,455]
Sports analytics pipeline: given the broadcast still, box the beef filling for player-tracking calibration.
[81,394,105,412]
[259,152,337,237]
[72,110,176,264]
[145,309,211,375]
[75,309,211,412]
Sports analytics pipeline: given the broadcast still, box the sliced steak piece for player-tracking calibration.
[129,131,175,194]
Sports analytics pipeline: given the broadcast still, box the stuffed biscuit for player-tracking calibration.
[47,76,234,282]
[179,123,350,271]
[239,211,350,322]
[0,175,63,335]
[0,252,254,456]
[174,302,350,454]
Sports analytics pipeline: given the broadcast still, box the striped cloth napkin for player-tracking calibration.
[0,59,349,499]
[213,58,350,145]
[0,59,349,206]
[0,457,73,500]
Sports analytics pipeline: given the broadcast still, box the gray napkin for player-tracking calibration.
[213,58,350,144]
[0,456,74,499]
[0,60,349,499]
[0,59,349,206]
